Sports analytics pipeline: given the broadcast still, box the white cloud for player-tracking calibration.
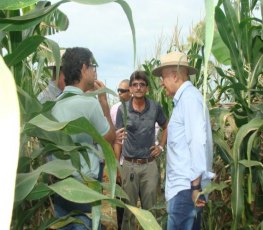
[48,0,205,92]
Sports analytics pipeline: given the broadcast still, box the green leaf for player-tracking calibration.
[49,177,107,203]
[211,31,231,65]
[215,6,246,85]
[222,0,240,44]
[115,0,136,65]
[233,118,263,162]
[86,87,117,97]
[15,160,76,202]
[231,118,263,228]
[0,0,39,10]
[246,130,260,203]
[200,181,228,195]
[70,151,81,171]
[15,171,39,203]
[26,183,51,200]
[49,178,161,229]
[203,0,215,106]
[71,0,116,4]
[4,35,45,66]
[102,182,129,200]
[239,159,263,168]
[0,1,68,31]
[126,204,162,230]
[43,39,61,80]
[28,114,117,198]
[28,114,68,131]
[17,86,42,121]
[213,131,233,163]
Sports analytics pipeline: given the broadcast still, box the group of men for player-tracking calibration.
[39,47,214,230]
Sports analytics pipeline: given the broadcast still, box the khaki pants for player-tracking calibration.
[121,159,159,230]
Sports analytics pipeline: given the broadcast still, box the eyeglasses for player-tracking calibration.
[88,63,97,73]
[131,82,146,88]
[117,88,129,94]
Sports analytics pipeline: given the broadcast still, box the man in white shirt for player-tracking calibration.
[152,51,214,230]
[110,79,131,126]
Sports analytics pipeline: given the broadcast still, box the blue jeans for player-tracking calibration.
[54,195,101,230]
[167,189,203,230]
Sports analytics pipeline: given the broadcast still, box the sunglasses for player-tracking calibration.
[131,82,146,88]
[117,88,129,94]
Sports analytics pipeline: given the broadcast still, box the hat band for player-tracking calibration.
[160,61,189,67]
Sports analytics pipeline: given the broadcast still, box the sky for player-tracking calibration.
[48,0,205,92]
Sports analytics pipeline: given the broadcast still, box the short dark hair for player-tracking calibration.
[62,47,93,86]
[129,70,148,86]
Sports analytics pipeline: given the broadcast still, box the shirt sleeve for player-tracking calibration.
[156,103,167,127]
[115,105,124,129]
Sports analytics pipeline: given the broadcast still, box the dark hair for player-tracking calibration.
[129,70,148,86]
[62,47,93,85]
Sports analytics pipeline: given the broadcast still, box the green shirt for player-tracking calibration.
[52,86,110,179]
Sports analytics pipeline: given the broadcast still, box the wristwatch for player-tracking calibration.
[158,145,164,152]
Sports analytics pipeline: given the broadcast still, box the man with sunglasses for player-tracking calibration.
[115,70,167,229]
[110,79,131,126]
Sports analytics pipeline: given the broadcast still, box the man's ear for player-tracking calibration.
[80,63,87,76]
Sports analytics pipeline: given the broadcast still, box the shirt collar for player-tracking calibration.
[128,97,150,113]
[173,81,192,107]
[63,86,84,95]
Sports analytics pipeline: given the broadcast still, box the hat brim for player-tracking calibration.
[152,64,197,77]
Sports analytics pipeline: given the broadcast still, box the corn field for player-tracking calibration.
[0,0,262,229]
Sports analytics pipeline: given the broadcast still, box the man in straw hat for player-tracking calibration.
[152,51,214,229]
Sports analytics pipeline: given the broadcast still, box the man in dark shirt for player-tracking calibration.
[115,70,167,229]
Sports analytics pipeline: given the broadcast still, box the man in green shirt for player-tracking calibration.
[51,47,115,229]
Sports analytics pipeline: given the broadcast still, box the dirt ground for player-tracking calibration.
[101,199,118,230]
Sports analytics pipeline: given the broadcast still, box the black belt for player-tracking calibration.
[124,156,155,164]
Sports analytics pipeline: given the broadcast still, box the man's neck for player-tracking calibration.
[132,97,145,112]
[73,82,85,92]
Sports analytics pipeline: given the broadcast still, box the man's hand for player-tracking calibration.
[150,145,163,158]
[94,79,106,91]
[192,190,206,208]
[114,128,127,145]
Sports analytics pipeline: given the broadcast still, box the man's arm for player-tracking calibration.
[159,121,168,150]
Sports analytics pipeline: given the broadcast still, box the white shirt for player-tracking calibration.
[165,81,214,201]
[110,101,121,126]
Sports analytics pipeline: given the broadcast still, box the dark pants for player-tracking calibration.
[116,180,124,230]
[53,195,93,230]
[167,189,203,230]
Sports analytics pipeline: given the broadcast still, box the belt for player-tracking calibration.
[124,156,155,164]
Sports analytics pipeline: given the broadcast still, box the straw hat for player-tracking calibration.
[152,51,197,76]
[47,49,66,68]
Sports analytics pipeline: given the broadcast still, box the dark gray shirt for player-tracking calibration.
[116,97,166,158]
